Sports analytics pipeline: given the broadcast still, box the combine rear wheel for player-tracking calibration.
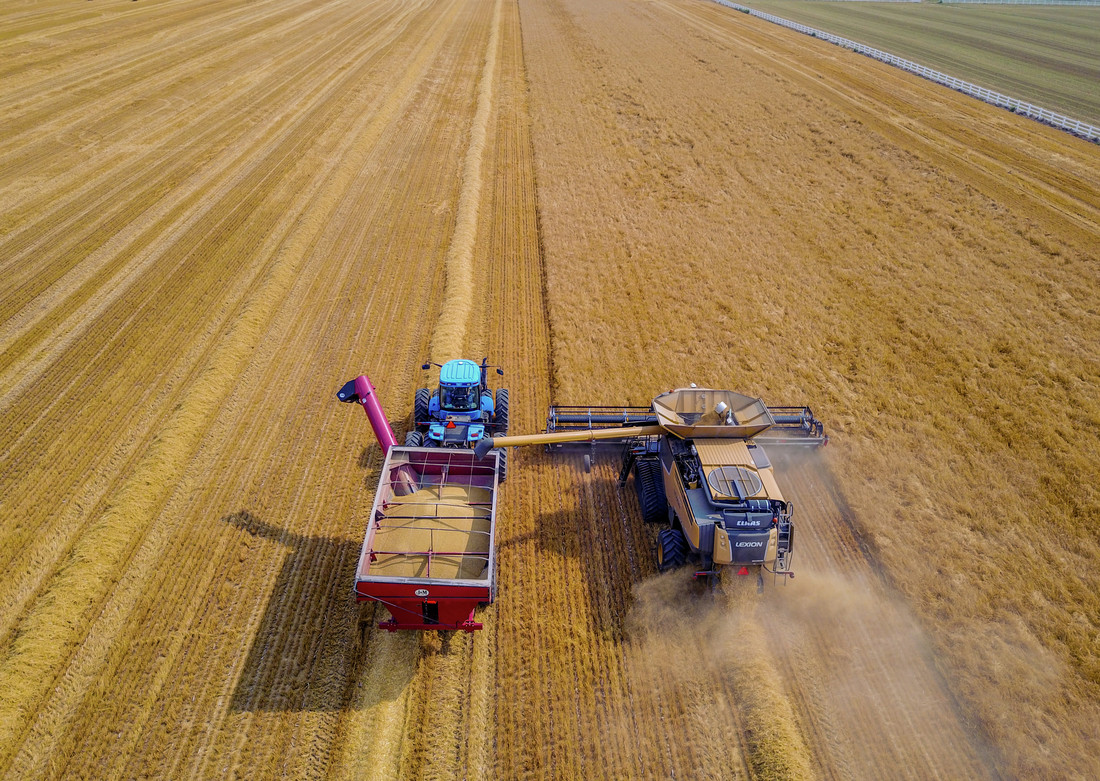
[414,388,430,423]
[404,430,423,447]
[495,388,509,433]
[656,528,687,572]
[634,458,666,523]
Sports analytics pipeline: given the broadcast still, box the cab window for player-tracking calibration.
[441,385,478,411]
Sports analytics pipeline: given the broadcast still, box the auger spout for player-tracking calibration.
[337,374,399,455]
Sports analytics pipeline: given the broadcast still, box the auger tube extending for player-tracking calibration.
[473,424,666,460]
[337,374,399,455]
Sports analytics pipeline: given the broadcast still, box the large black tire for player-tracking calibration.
[656,528,688,572]
[495,448,507,483]
[422,437,438,448]
[634,458,667,524]
[414,388,430,424]
[404,430,423,447]
[494,388,509,433]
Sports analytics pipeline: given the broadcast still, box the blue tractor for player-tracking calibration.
[405,358,509,472]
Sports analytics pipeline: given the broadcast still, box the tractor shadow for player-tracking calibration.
[224,509,414,713]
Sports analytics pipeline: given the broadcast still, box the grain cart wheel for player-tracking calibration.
[634,459,667,524]
[414,388,430,424]
[656,528,688,572]
[495,448,508,483]
[404,430,423,447]
[495,388,509,433]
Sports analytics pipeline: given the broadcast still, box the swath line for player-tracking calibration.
[429,0,503,363]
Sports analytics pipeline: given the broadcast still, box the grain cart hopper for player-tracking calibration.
[475,386,826,588]
[408,358,509,460]
[338,374,502,631]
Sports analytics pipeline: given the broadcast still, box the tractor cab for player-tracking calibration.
[438,360,483,412]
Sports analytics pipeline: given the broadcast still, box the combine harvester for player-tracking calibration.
[338,373,504,631]
[475,386,826,589]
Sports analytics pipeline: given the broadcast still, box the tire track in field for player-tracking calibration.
[6,0,457,761]
[4,0,459,770]
[429,0,503,364]
[0,0,430,672]
[0,1,402,407]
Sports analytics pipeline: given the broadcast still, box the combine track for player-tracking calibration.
[2,0,1097,777]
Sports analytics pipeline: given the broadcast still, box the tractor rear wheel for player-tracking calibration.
[656,528,688,572]
[404,430,423,447]
[495,388,509,433]
[414,388,430,423]
[634,458,667,524]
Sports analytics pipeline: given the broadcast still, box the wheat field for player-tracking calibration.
[1,0,1097,777]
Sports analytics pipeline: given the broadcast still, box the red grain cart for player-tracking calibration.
[355,446,500,631]
[339,374,500,631]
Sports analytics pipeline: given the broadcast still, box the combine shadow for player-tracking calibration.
[497,449,659,643]
[225,509,413,713]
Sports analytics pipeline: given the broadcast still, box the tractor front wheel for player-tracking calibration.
[656,528,688,572]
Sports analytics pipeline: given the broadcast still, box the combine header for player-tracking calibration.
[477,386,826,588]
[338,374,501,631]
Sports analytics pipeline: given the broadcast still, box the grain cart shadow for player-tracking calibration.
[224,509,409,712]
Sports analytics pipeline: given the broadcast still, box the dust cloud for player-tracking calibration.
[619,568,998,778]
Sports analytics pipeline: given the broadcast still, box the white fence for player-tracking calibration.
[712,0,1100,142]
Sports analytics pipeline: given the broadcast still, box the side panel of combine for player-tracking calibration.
[659,441,701,550]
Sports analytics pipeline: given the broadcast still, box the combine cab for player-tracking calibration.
[338,374,501,631]
[477,385,826,588]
